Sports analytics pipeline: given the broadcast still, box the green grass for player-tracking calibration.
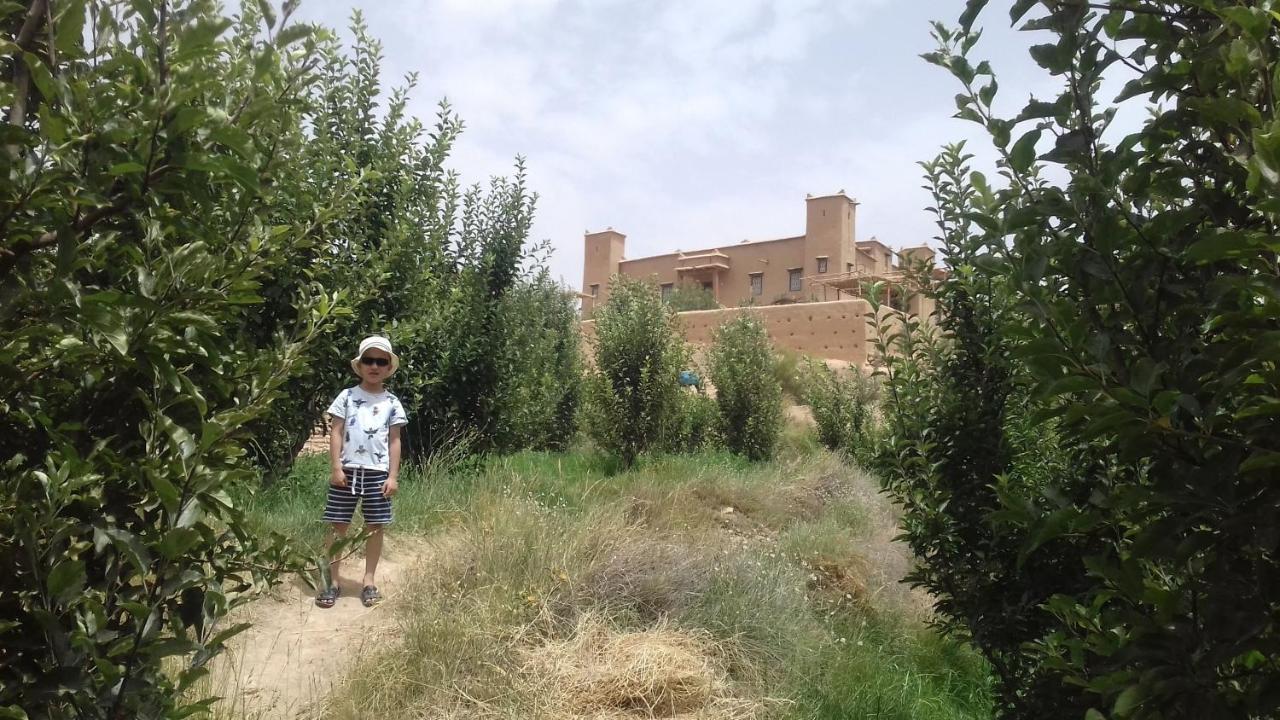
[235,440,993,719]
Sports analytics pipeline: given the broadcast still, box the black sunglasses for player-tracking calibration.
[360,356,391,367]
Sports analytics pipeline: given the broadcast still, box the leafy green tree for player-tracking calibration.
[405,164,537,455]
[0,1,340,716]
[583,275,689,467]
[492,271,583,452]
[665,282,719,311]
[874,145,1099,717]
[246,13,462,471]
[708,314,782,461]
[248,13,541,466]
[877,1,1280,717]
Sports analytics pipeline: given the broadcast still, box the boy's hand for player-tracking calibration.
[383,477,398,498]
[331,466,348,488]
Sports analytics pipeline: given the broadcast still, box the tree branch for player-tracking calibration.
[5,0,50,156]
[0,165,172,278]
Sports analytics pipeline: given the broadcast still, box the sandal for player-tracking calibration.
[361,585,382,607]
[315,585,339,609]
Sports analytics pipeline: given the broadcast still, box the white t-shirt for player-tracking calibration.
[326,386,408,472]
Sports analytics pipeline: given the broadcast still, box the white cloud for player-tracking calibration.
[290,0,1095,286]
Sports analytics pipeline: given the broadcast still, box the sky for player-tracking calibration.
[285,0,1068,288]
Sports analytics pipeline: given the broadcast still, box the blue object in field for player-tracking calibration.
[678,370,700,387]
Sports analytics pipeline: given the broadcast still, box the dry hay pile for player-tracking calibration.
[520,613,760,719]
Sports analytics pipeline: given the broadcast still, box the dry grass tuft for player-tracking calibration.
[520,612,759,719]
[806,553,872,610]
[578,538,715,621]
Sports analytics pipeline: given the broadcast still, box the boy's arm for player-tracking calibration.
[385,425,401,497]
[329,416,347,487]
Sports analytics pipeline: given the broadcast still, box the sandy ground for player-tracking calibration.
[210,539,430,719]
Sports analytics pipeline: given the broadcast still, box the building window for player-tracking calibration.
[660,283,673,301]
[750,273,763,296]
[816,257,828,274]
[589,284,599,297]
[788,268,802,292]
[847,263,854,273]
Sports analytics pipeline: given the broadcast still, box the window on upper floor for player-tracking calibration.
[750,273,763,296]
[788,268,802,292]
[816,257,828,274]
[589,284,599,297]
[660,283,673,301]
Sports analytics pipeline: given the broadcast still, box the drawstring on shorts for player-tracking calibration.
[349,466,369,495]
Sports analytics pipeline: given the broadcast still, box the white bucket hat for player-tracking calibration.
[350,335,400,377]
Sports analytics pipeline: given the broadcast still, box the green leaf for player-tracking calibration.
[47,559,86,604]
[159,528,201,560]
[0,706,30,720]
[147,470,181,513]
[1009,128,1041,172]
[1240,451,1280,473]
[274,23,314,49]
[1185,231,1259,262]
[1218,6,1271,41]
[256,0,278,28]
[1113,685,1143,716]
[1010,0,1037,25]
[108,162,146,176]
[960,0,989,31]
[53,0,86,57]
[98,527,152,573]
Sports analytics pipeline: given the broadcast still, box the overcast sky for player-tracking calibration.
[287,0,1063,288]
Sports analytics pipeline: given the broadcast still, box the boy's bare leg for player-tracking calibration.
[363,526,384,587]
[327,522,349,588]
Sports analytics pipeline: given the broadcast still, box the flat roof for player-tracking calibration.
[618,235,805,266]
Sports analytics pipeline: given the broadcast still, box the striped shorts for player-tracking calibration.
[322,468,393,525]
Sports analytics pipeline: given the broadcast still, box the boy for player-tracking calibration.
[315,335,407,608]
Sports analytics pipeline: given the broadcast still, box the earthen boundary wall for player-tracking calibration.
[580,298,879,365]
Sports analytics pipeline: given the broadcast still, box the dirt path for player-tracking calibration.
[209,538,430,719]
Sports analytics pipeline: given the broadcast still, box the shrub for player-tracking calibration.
[876,3,1280,716]
[402,168,538,456]
[873,144,1099,719]
[248,14,545,466]
[583,276,688,467]
[670,390,721,454]
[773,349,806,402]
[665,282,719,312]
[0,2,337,715]
[492,272,583,452]
[247,14,464,471]
[803,361,876,460]
[708,314,782,462]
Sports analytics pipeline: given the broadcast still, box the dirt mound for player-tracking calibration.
[208,538,431,719]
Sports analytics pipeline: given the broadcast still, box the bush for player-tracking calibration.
[875,4,1280,716]
[0,3,337,715]
[247,14,465,471]
[396,166,538,457]
[492,272,583,452]
[708,314,782,461]
[583,276,688,467]
[670,390,720,454]
[248,14,546,466]
[803,361,876,461]
[665,282,719,312]
[773,349,806,402]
